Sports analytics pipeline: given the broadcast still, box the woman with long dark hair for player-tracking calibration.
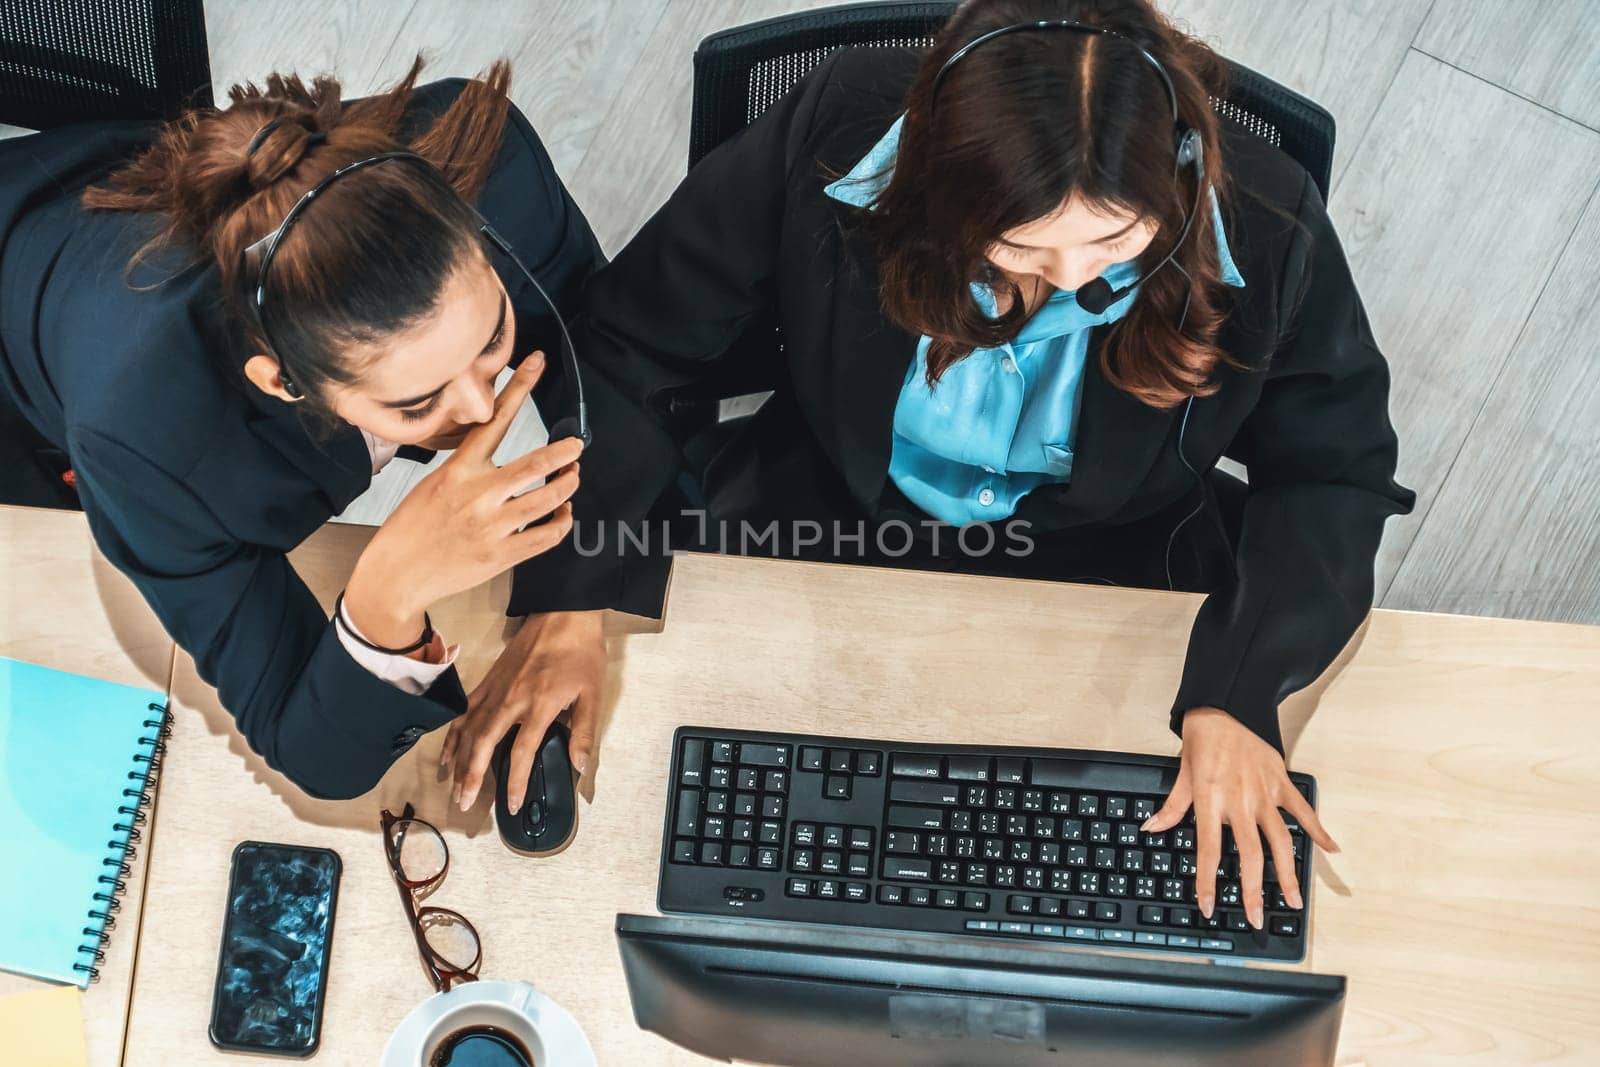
[446,0,1415,925]
[0,59,640,813]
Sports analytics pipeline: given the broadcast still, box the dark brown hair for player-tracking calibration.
[82,56,513,409]
[847,0,1239,407]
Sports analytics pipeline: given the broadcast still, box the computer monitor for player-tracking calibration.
[616,915,1345,1066]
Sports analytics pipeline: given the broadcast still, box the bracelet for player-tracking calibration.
[334,592,434,655]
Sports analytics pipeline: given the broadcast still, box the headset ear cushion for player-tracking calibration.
[1175,128,1201,167]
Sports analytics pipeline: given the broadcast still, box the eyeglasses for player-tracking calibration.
[380,805,482,992]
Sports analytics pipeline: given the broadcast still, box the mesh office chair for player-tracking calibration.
[0,0,213,130]
[672,1,1335,506]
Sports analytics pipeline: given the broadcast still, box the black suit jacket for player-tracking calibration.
[0,80,614,798]
[565,47,1416,753]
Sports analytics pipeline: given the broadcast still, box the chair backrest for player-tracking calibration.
[0,0,213,131]
[689,0,1335,202]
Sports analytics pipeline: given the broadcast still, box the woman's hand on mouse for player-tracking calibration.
[1143,707,1338,929]
[441,609,606,813]
[344,354,582,648]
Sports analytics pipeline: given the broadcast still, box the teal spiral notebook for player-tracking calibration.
[0,656,168,987]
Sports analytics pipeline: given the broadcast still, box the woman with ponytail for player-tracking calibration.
[556,0,1415,926]
[0,58,655,810]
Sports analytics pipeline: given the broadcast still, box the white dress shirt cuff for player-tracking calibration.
[335,598,458,696]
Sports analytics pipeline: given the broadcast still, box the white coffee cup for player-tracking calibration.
[383,980,595,1067]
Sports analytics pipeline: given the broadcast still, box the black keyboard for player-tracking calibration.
[657,727,1316,963]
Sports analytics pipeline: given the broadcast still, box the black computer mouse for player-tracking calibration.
[491,721,578,856]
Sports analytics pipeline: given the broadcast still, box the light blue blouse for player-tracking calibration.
[825,116,1246,525]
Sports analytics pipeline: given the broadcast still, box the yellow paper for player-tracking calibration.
[0,983,89,1067]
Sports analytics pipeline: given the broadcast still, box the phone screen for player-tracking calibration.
[210,842,341,1056]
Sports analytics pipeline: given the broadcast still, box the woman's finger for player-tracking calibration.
[501,468,580,533]
[499,502,574,565]
[505,706,559,815]
[1144,766,1192,833]
[1234,814,1265,929]
[1283,789,1340,854]
[568,685,599,778]
[455,705,519,812]
[458,354,546,464]
[495,435,585,497]
[439,721,460,771]
[1263,812,1302,910]
[1193,807,1223,918]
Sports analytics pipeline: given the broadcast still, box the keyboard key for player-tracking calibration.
[856,751,882,776]
[994,788,1018,810]
[671,839,695,864]
[756,848,780,870]
[824,776,852,800]
[1021,867,1044,890]
[882,858,933,881]
[938,860,962,883]
[737,768,759,791]
[1090,822,1112,844]
[1225,912,1251,932]
[708,766,731,790]
[733,793,757,817]
[848,853,872,878]
[1201,938,1234,952]
[700,842,723,865]
[787,878,813,897]
[703,816,726,839]
[675,790,700,837]
[760,821,783,845]
[1167,935,1200,948]
[1118,823,1140,846]
[947,755,992,781]
[965,920,999,932]
[680,739,705,786]
[1060,819,1085,842]
[711,741,735,764]
[936,889,960,909]
[1139,906,1166,926]
[706,792,728,814]
[828,749,853,773]
[1106,875,1129,896]
[763,796,786,819]
[732,819,754,842]
[849,828,873,851]
[1269,915,1302,938]
[966,863,990,886]
[891,754,943,778]
[1094,847,1117,869]
[1038,897,1062,917]
[908,887,933,907]
[1123,850,1146,873]
[1135,932,1167,946]
[821,825,846,849]
[1032,923,1065,937]
[765,770,788,794]
[1134,877,1157,899]
[999,921,1031,934]
[1168,908,1195,927]
[817,880,839,900]
[967,785,990,808]
[1133,797,1158,820]
[1106,797,1128,819]
[729,845,752,868]
[889,781,961,805]
[963,892,990,911]
[1007,895,1036,915]
[739,743,789,767]
[791,849,814,872]
[800,747,825,771]
[1077,871,1101,894]
[819,851,843,875]
[1077,795,1101,817]
[995,758,1026,784]
[888,805,945,831]
[1094,902,1121,923]
[1066,899,1091,920]
[878,885,905,905]
[1065,926,1099,941]
[1099,929,1133,942]
[844,882,870,902]
[793,823,817,847]
[886,831,921,854]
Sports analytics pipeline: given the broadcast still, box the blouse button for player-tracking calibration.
[977,487,996,507]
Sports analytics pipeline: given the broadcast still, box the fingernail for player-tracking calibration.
[508,795,521,815]
[1290,890,1304,909]
[1200,900,1213,918]
[450,783,461,808]
[574,753,588,776]
[1139,816,1154,831]
[459,789,474,812]
[1251,910,1262,929]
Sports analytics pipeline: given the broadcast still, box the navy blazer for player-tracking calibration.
[566,47,1417,755]
[0,80,619,798]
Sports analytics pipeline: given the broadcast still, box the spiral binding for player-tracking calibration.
[74,702,171,983]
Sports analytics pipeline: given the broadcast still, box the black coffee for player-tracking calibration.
[429,1024,534,1067]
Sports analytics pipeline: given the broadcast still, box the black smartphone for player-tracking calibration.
[209,841,341,1057]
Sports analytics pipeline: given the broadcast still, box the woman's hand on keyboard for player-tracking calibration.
[441,609,606,813]
[1143,708,1338,930]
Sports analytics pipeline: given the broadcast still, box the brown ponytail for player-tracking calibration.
[82,55,514,408]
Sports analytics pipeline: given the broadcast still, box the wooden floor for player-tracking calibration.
[187,0,1600,624]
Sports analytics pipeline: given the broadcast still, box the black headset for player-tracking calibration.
[931,19,1206,320]
[242,150,590,445]
[933,20,1227,590]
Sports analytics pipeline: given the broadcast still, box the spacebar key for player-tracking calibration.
[882,858,933,881]
[1029,757,1167,792]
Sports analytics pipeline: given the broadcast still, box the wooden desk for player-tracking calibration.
[121,521,1600,1066]
[0,506,176,1067]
